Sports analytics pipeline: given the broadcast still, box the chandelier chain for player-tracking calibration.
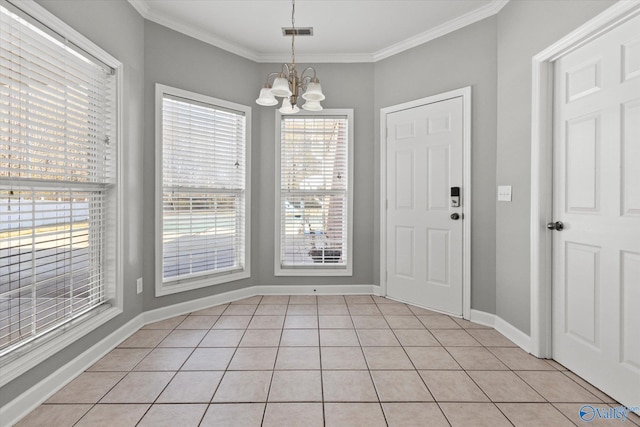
[291,0,296,65]
[256,0,324,112]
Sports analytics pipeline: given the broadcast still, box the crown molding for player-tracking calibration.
[127,0,509,63]
[127,0,149,17]
[256,52,375,64]
[127,0,261,62]
[372,0,510,61]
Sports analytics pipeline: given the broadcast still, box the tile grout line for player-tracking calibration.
[316,295,326,427]
[140,306,224,425]
[549,403,587,427]
[559,369,610,403]
[348,296,390,426]
[30,295,632,427]
[258,296,291,426]
[178,302,229,423]
[258,294,283,427]
[209,299,259,419]
[435,319,526,426]
[374,299,452,427]
[74,309,199,425]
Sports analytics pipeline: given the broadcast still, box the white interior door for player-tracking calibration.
[552,13,640,407]
[386,96,463,315]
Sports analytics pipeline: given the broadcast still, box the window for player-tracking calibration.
[156,85,250,296]
[0,0,121,373]
[275,110,353,276]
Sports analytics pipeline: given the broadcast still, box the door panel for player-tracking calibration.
[553,12,640,408]
[622,99,640,216]
[395,226,415,279]
[386,97,463,315]
[427,146,450,210]
[565,115,599,212]
[566,59,601,102]
[395,151,414,209]
[427,229,450,286]
[564,242,600,346]
[621,251,640,371]
[622,38,640,81]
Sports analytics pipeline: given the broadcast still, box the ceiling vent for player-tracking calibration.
[282,27,313,36]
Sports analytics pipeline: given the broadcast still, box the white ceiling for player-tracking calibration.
[128,0,509,63]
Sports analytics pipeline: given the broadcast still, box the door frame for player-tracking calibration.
[380,86,472,319]
[530,0,640,358]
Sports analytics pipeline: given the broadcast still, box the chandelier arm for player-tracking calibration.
[265,72,280,85]
[300,67,317,80]
[299,75,312,92]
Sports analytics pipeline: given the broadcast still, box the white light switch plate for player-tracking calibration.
[498,185,512,202]
[136,278,143,294]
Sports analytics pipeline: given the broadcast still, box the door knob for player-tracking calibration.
[546,221,564,231]
[450,213,460,220]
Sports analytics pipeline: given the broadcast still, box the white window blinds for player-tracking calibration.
[160,93,247,284]
[0,3,116,354]
[279,115,350,269]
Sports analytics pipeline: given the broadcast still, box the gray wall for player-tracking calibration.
[142,26,376,312]
[373,17,498,314]
[142,21,260,311]
[256,63,375,286]
[1,0,624,410]
[1,0,145,406]
[494,0,616,334]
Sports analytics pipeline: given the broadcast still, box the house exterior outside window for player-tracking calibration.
[155,85,251,296]
[275,110,354,276]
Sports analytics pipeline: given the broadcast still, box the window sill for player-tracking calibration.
[156,270,250,297]
[0,305,122,388]
[275,266,353,277]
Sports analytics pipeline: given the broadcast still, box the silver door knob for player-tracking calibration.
[547,221,564,231]
[451,213,460,220]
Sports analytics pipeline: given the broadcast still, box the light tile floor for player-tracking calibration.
[16,295,640,426]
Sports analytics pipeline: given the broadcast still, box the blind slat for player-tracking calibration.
[161,95,247,282]
[279,116,349,268]
[0,3,115,356]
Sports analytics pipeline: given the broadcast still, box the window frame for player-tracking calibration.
[155,84,251,296]
[0,0,123,387]
[274,109,354,276]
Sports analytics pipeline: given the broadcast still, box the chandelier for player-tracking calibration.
[255,0,325,114]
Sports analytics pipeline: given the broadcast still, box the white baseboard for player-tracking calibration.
[1,314,144,427]
[470,309,532,352]
[0,306,123,389]
[494,316,532,353]
[143,284,378,325]
[387,295,463,318]
[3,283,378,426]
[470,309,496,327]
[11,285,538,427]
[260,284,377,296]
[143,285,257,325]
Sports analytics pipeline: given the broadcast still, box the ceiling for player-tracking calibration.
[127,0,509,63]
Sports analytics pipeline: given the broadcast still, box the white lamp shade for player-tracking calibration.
[271,77,292,97]
[256,87,278,106]
[279,98,300,114]
[302,100,323,111]
[302,81,325,101]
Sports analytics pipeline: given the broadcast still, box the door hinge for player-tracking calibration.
[385,199,389,210]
